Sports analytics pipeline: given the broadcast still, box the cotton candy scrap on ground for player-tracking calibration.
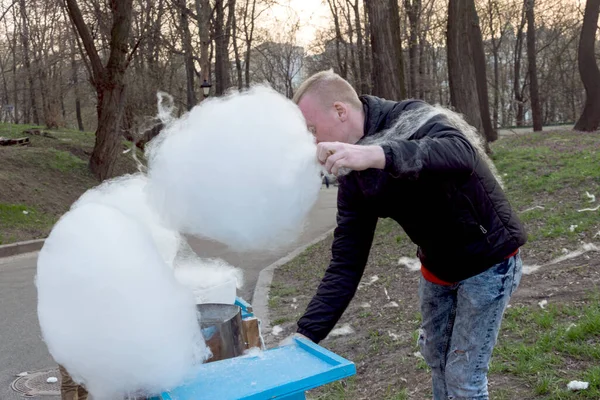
[398,257,421,272]
[567,381,589,391]
[569,225,578,232]
[329,324,354,337]
[585,191,596,203]
[358,275,379,289]
[271,326,283,336]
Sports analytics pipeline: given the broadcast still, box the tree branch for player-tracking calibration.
[124,36,142,69]
[63,0,104,83]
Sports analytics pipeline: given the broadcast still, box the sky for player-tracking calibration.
[264,0,331,47]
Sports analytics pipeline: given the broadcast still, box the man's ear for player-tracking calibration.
[333,102,348,122]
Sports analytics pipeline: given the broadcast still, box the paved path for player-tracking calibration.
[0,187,338,399]
[188,187,338,301]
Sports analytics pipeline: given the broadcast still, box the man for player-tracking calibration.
[291,70,526,400]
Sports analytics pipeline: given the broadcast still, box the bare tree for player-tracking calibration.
[574,0,600,131]
[447,0,495,144]
[348,0,368,93]
[365,0,406,99]
[252,15,304,98]
[19,0,39,125]
[177,0,197,110]
[327,0,347,79]
[404,0,421,98]
[70,35,84,131]
[195,0,211,93]
[513,2,527,126]
[481,0,511,128]
[525,0,542,131]
[214,0,231,95]
[65,0,135,181]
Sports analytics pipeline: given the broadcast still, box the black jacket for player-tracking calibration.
[297,96,527,343]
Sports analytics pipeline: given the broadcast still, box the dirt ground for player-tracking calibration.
[0,128,137,243]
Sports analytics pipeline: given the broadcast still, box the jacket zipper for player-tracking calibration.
[463,194,487,235]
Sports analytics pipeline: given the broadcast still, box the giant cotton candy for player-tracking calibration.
[145,86,321,251]
[72,173,182,266]
[36,203,209,400]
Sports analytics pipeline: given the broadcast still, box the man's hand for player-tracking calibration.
[317,142,385,175]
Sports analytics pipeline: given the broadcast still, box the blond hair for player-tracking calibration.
[293,70,362,110]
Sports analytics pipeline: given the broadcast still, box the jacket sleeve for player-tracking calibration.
[379,116,478,180]
[296,180,378,343]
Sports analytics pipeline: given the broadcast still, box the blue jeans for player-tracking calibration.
[418,253,522,400]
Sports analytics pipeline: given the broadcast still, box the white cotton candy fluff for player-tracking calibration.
[36,203,209,400]
[174,257,244,304]
[72,173,182,267]
[145,85,322,251]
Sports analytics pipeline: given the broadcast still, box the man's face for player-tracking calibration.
[298,94,349,144]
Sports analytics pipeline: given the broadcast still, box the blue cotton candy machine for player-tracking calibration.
[150,298,356,400]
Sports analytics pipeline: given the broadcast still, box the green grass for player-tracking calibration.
[0,203,55,244]
[309,377,357,399]
[0,123,96,147]
[0,122,142,244]
[491,296,600,398]
[48,149,88,172]
[491,132,600,252]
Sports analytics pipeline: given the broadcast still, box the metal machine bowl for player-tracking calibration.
[197,303,245,363]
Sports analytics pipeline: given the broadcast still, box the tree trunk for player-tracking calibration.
[525,0,542,131]
[65,0,134,181]
[345,1,358,87]
[447,0,491,143]
[574,0,600,131]
[469,0,496,142]
[351,0,367,93]
[418,33,426,99]
[514,4,526,126]
[214,0,231,95]
[242,0,257,88]
[11,18,19,123]
[493,51,499,128]
[404,0,420,98]
[195,0,211,93]
[19,0,39,125]
[0,54,10,121]
[365,0,406,99]
[327,0,347,78]
[232,7,243,90]
[70,36,84,131]
[363,0,372,93]
[487,1,501,129]
[179,0,197,110]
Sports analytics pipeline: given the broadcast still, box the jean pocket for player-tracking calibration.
[509,255,523,296]
[492,257,511,276]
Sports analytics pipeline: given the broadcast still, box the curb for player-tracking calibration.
[252,228,335,332]
[0,239,45,258]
